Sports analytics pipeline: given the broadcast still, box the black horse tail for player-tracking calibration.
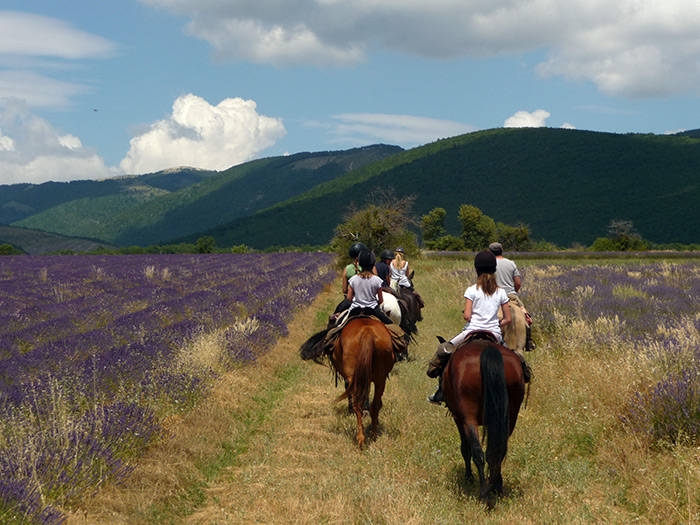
[480,345,509,471]
[299,329,330,364]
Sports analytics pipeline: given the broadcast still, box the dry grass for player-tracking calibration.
[65,258,700,524]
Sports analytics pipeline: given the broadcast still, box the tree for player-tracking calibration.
[458,205,497,251]
[196,236,216,254]
[593,219,649,251]
[420,207,448,249]
[331,189,418,264]
[497,222,532,252]
[0,243,22,255]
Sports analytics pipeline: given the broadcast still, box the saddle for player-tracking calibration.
[322,310,408,358]
[460,330,499,347]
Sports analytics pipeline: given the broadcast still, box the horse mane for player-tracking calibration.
[299,329,330,364]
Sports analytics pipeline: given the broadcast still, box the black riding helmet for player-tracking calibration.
[349,242,368,260]
[474,250,497,276]
[380,249,395,261]
[358,250,376,272]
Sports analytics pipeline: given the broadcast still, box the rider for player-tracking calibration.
[347,250,394,324]
[390,247,412,291]
[333,242,367,316]
[375,249,394,288]
[489,242,536,351]
[427,250,529,405]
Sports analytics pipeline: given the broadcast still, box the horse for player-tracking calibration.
[381,290,418,344]
[380,291,402,325]
[441,338,525,507]
[300,316,397,449]
[500,303,527,354]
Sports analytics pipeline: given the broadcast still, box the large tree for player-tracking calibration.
[332,188,418,264]
[458,204,497,251]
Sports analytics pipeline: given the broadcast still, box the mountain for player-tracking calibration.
[0,167,215,226]
[6,129,700,250]
[177,128,700,248]
[10,145,402,246]
[0,225,116,255]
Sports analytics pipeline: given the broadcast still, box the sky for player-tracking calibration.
[2,0,700,185]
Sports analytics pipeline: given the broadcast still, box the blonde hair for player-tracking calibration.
[359,270,374,278]
[394,252,406,267]
[476,273,498,296]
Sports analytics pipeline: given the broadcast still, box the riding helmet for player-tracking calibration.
[358,250,376,272]
[474,250,497,275]
[380,249,395,261]
[349,242,368,259]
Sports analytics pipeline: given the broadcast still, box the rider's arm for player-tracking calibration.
[462,298,473,322]
[341,268,349,294]
[377,287,383,305]
[499,302,512,327]
[513,275,522,293]
[346,285,354,302]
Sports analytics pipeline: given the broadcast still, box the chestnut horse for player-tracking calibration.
[333,317,396,448]
[300,316,397,449]
[442,339,525,507]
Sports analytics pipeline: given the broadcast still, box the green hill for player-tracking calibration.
[180,128,700,248]
[0,225,116,255]
[11,145,402,246]
[0,167,214,226]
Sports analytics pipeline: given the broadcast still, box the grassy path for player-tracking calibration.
[68,259,700,523]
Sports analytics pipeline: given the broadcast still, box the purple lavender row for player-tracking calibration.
[0,252,335,523]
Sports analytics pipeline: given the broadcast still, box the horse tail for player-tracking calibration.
[299,329,330,364]
[480,345,509,470]
[336,327,373,405]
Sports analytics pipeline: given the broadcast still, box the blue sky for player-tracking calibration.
[1,0,700,184]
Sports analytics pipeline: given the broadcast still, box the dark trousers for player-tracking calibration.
[349,306,393,324]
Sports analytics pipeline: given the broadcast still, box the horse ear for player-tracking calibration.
[436,335,446,343]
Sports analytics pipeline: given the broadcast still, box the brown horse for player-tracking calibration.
[442,339,525,507]
[333,317,397,448]
[500,303,527,353]
[300,316,397,449]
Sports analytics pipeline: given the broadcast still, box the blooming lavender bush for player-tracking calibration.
[0,253,334,522]
[517,261,700,447]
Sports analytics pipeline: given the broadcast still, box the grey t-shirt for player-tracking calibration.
[494,257,520,296]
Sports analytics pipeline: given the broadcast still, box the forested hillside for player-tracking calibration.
[10,145,402,247]
[184,128,700,248]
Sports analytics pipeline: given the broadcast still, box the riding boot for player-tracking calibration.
[516,352,532,383]
[428,375,444,405]
[426,341,454,378]
[525,326,537,352]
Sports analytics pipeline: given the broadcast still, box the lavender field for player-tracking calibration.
[0,253,335,523]
[518,261,700,445]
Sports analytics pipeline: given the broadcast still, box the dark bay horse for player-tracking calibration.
[300,316,397,449]
[442,339,525,507]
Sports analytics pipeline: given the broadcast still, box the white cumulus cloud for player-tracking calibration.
[119,94,286,174]
[139,0,700,97]
[0,101,114,185]
[504,109,550,128]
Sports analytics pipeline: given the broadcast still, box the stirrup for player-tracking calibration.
[428,389,444,405]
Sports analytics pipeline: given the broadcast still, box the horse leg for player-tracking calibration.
[369,377,386,440]
[353,402,366,449]
[456,422,474,484]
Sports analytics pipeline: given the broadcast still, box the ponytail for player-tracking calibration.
[476,273,498,296]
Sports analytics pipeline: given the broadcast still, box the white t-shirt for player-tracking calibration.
[463,284,509,337]
[349,274,384,309]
